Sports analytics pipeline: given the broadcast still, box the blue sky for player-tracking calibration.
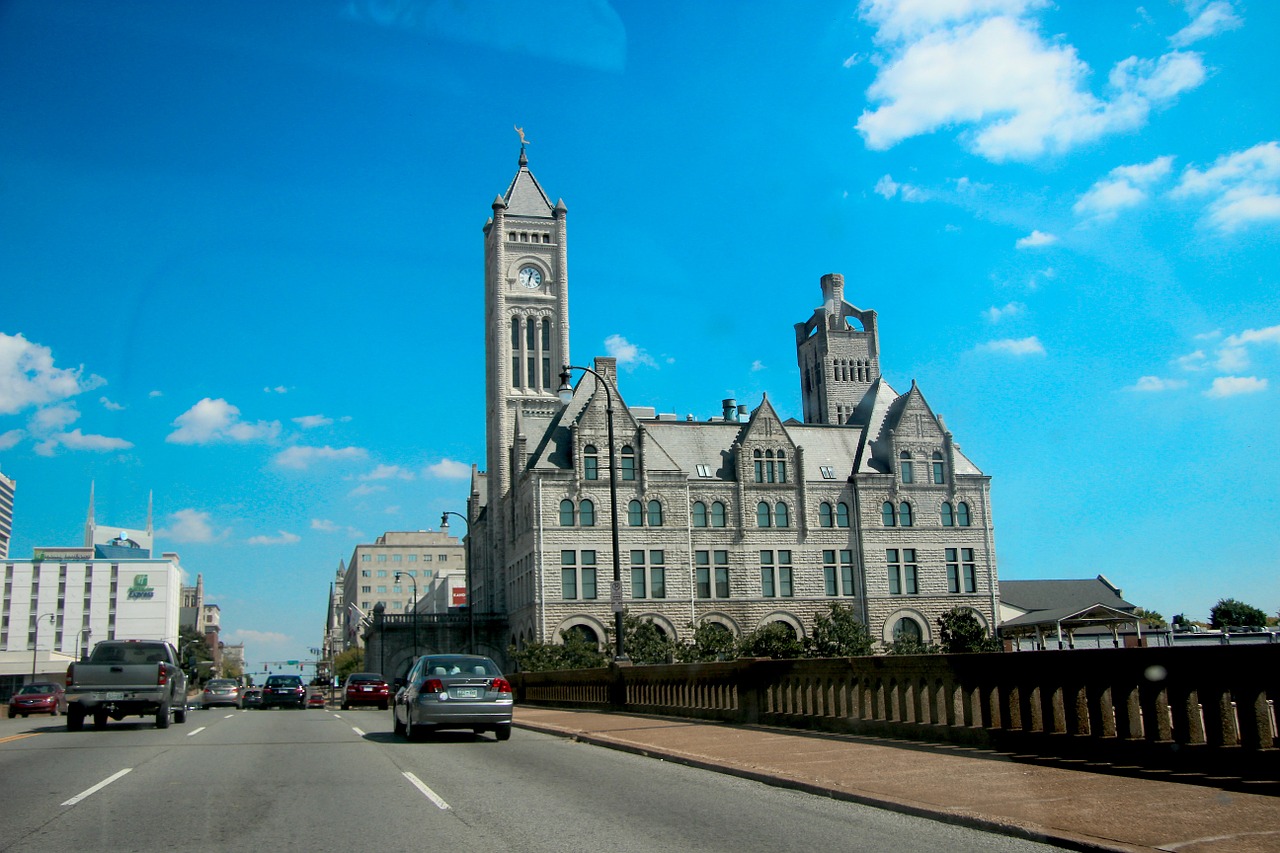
[1,1,1276,667]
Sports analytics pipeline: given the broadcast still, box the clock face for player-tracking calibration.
[518,266,543,289]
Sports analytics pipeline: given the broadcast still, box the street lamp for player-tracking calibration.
[393,570,418,664]
[77,627,92,660]
[557,365,627,662]
[441,511,473,654]
[31,613,54,680]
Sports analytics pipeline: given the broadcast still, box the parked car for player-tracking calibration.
[8,682,67,718]
[241,688,263,709]
[307,691,326,709]
[201,678,241,709]
[392,654,512,741]
[260,674,306,709]
[341,672,390,710]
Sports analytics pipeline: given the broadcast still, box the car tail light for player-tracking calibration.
[158,665,168,687]
[66,663,75,688]
[491,677,512,694]
[423,678,444,694]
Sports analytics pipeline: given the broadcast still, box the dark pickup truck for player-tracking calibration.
[65,639,188,730]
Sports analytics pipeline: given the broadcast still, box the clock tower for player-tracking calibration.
[483,146,569,505]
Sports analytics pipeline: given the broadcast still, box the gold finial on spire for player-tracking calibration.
[514,124,530,146]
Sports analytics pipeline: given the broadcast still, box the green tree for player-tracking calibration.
[510,629,609,672]
[1132,607,1167,630]
[884,636,940,655]
[333,647,364,682]
[179,627,213,687]
[736,622,804,659]
[1209,598,1268,629]
[937,608,1001,653]
[614,614,677,665]
[674,621,737,663]
[806,603,874,658]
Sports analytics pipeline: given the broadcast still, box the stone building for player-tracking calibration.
[469,148,999,654]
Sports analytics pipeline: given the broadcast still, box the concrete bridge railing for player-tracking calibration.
[510,645,1279,778]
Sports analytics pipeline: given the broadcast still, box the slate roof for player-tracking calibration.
[503,152,554,218]
[1000,576,1135,616]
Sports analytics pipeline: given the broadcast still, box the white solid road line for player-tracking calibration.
[402,771,451,810]
[61,768,132,807]
[351,727,366,737]
[187,726,207,737]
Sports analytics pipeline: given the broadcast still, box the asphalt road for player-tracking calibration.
[0,707,1069,852]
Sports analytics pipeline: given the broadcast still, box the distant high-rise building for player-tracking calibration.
[0,467,14,559]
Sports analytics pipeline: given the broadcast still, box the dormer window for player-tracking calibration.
[695,464,713,478]
[819,466,835,479]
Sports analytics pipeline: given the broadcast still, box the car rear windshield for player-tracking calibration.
[420,657,501,677]
[348,673,385,683]
[266,676,302,686]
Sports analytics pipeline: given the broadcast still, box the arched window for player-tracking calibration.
[710,501,726,527]
[756,502,772,528]
[620,445,636,481]
[774,502,789,528]
[957,502,971,527]
[835,502,850,528]
[932,451,945,485]
[628,500,644,526]
[899,501,913,527]
[941,502,954,527]
[818,502,834,527]
[647,500,663,527]
[559,500,575,526]
[899,451,914,484]
[893,618,922,643]
[882,501,896,527]
[692,501,708,528]
[583,445,599,481]
[580,499,595,527]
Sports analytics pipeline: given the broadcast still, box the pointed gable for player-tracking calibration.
[504,164,553,218]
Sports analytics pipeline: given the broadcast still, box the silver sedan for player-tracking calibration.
[392,654,513,741]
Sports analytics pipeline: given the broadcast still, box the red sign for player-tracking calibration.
[451,586,468,607]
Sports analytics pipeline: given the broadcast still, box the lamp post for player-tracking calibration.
[30,613,54,680]
[441,510,473,654]
[558,365,627,662]
[393,571,418,665]
[77,627,92,660]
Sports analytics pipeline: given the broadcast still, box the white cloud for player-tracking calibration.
[273,444,367,470]
[55,429,134,453]
[100,396,125,411]
[167,398,281,445]
[1223,324,1280,348]
[264,385,289,394]
[1127,376,1188,392]
[1074,156,1174,220]
[0,429,23,450]
[31,402,79,432]
[148,390,164,398]
[23,402,132,456]
[604,334,657,369]
[360,464,414,481]
[0,332,106,415]
[855,5,1204,161]
[1015,230,1057,248]
[247,530,301,546]
[349,483,386,497]
[751,360,766,372]
[984,302,1025,322]
[976,336,1046,356]
[425,458,472,480]
[1205,376,1267,398]
[1172,142,1280,232]
[312,519,361,536]
[1170,1,1242,48]
[292,414,333,429]
[158,508,225,544]
[1214,346,1249,372]
[226,629,289,645]
[874,174,899,199]
[874,174,927,201]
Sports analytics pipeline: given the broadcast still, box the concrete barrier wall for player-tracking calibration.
[511,646,1279,777]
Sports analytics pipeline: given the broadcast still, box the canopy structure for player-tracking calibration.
[1000,602,1142,650]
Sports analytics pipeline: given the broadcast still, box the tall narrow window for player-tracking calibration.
[819,502,834,528]
[777,452,787,483]
[620,446,636,480]
[580,499,595,527]
[757,502,771,528]
[714,550,729,598]
[962,548,976,593]
[835,502,850,528]
[887,549,918,594]
[710,501,726,527]
[511,318,522,387]
[692,501,708,528]
[899,451,913,484]
[647,500,663,527]
[899,501,913,527]
[649,550,666,599]
[753,449,764,483]
[932,451,945,485]
[561,550,577,599]
[559,500,575,526]
[760,550,793,598]
[583,445,599,480]
[882,501,896,527]
[541,319,552,389]
[628,500,644,527]
[957,502,971,527]
[526,318,536,390]
[774,502,789,528]
[695,551,711,599]
[941,502,954,527]
[946,547,960,594]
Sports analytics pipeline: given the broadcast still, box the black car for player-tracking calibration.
[260,674,306,709]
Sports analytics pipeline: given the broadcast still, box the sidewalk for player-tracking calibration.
[513,706,1280,853]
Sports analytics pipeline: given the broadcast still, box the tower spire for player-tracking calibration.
[84,480,96,547]
[146,490,153,535]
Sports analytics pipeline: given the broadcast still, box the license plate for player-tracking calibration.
[454,688,480,699]
[361,686,372,692]
[106,692,125,700]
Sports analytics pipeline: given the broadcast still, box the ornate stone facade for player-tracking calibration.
[471,150,998,653]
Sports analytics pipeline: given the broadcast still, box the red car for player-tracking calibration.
[8,682,67,718]
[341,672,389,710]
[307,692,326,709]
